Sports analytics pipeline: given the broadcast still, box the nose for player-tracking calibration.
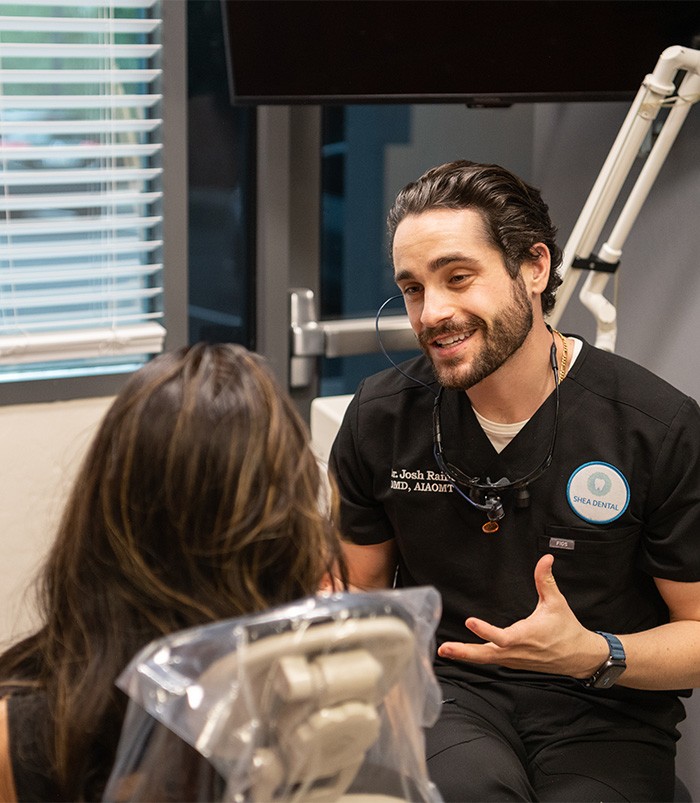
[419,286,455,329]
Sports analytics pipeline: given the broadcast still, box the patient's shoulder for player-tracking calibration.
[0,697,18,803]
[0,693,56,803]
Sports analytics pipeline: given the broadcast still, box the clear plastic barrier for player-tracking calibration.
[103,588,443,803]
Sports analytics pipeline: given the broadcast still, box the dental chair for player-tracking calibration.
[103,588,442,803]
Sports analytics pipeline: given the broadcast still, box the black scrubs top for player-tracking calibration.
[330,337,700,736]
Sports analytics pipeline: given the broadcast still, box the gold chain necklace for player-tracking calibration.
[551,329,568,382]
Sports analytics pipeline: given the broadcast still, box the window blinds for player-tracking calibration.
[0,0,164,380]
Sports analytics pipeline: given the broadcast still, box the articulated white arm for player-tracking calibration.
[548,46,700,351]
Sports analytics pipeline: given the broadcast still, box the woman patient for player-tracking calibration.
[0,343,344,802]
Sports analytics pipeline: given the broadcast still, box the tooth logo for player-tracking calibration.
[567,462,629,524]
[588,472,612,496]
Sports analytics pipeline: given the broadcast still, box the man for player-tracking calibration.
[329,160,700,802]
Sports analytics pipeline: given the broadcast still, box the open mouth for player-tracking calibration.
[434,332,470,348]
[432,328,478,350]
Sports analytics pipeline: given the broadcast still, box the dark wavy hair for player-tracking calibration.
[387,160,563,315]
[0,343,344,801]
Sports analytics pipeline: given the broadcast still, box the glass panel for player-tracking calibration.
[186,0,254,349]
[319,102,538,396]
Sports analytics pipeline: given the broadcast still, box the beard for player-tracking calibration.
[419,274,534,390]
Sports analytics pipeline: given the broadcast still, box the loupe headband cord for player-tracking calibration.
[375,294,437,396]
[433,397,505,520]
[432,337,561,514]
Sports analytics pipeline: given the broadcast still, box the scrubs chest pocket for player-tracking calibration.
[538,524,645,630]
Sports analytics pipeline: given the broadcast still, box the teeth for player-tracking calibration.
[437,333,467,347]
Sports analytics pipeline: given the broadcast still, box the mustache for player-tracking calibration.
[417,317,486,348]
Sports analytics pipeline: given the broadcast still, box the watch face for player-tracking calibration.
[592,662,626,689]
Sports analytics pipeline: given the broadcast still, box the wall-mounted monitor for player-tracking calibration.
[221,0,700,105]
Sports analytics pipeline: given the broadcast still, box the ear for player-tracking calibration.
[522,243,551,297]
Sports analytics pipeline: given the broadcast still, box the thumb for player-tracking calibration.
[534,553,559,603]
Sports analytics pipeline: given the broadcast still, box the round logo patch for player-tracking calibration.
[566,462,629,524]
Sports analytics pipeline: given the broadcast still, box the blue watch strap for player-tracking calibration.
[595,631,626,662]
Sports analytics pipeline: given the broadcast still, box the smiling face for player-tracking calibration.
[393,208,535,390]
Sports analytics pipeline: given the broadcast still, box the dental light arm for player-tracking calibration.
[547,45,700,351]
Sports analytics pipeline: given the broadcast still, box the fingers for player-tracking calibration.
[436,616,504,662]
[437,639,498,663]
[464,616,504,644]
[534,553,559,602]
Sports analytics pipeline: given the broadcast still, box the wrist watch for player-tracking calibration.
[584,631,627,689]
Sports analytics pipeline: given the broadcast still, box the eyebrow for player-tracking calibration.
[394,253,481,283]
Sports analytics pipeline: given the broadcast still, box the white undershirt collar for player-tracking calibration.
[474,336,582,453]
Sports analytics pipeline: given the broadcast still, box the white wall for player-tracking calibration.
[0,396,113,648]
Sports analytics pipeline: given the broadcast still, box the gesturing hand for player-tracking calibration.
[437,554,607,678]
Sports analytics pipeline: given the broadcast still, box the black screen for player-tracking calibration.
[221,0,700,104]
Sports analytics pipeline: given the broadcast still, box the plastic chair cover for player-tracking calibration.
[103,587,443,803]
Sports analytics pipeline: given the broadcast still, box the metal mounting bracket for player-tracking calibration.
[288,288,417,388]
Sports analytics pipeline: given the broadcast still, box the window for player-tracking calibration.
[0,0,164,384]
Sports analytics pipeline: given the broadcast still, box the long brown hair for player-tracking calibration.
[0,343,344,800]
